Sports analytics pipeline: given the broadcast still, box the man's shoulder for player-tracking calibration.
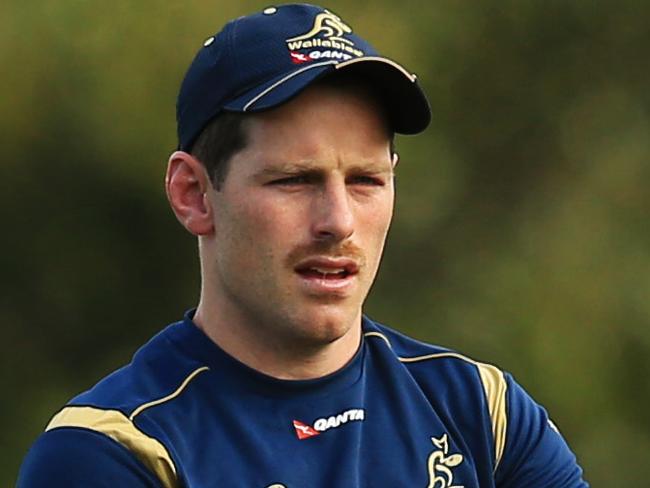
[17,427,164,487]
[363,317,501,378]
[31,318,210,486]
[363,318,588,486]
[63,319,207,416]
[362,317,507,423]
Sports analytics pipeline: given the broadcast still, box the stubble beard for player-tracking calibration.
[216,239,372,352]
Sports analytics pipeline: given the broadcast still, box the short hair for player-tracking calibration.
[191,74,396,190]
[190,111,249,191]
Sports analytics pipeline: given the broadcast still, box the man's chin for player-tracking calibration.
[284,306,362,346]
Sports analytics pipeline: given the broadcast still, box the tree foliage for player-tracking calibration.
[3,1,648,484]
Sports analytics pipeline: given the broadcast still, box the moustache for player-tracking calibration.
[287,241,366,268]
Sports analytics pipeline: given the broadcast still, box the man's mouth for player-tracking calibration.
[294,258,359,286]
[296,266,353,280]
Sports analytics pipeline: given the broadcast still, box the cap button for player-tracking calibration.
[263,7,277,15]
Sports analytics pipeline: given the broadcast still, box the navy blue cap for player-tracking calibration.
[177,4,431,151]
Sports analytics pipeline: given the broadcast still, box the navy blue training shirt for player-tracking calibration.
[18,312,588,487]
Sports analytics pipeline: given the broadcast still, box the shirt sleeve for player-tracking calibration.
[17,427,164,488]
[494,374,589,487]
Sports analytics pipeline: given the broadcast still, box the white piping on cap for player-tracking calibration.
[243,61,338,111]
[335,56,417,82]
[242,56,417,112]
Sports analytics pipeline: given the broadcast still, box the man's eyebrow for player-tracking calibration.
[255,162,321,176]
[347,163,394,174]
[254,160,393,177]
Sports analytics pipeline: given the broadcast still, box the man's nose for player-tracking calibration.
[311,180,354,241]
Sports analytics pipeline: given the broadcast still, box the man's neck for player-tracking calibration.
[192,301,362,380]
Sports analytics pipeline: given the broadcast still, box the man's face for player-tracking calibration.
[205,83,395,348]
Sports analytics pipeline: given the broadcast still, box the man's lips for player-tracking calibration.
[294,257,360,280]
[293,256,359,295]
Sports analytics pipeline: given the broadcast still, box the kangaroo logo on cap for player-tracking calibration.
[287,10,353,45]
[285,9,364,64]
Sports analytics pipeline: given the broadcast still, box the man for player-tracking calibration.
[18,4,588,487]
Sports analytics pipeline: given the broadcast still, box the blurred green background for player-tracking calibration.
[3,0,649,485]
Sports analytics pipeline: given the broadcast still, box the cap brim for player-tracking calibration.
[223,57,430,135]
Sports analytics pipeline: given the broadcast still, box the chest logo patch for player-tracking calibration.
[292,408,365,439]
[426,434,465,488]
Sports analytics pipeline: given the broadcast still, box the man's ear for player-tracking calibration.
[391,151,400,169]
[165,151,214,236]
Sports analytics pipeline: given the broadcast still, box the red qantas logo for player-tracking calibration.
[289,51,311,64]
[292,420,320,439]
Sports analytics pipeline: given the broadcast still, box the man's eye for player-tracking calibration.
[350,176,384,186]
[269,175,309,185]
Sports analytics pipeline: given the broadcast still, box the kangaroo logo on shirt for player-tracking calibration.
[426,434,465,488]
